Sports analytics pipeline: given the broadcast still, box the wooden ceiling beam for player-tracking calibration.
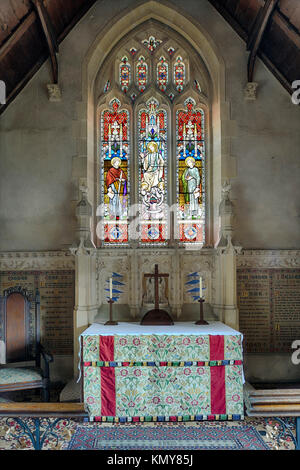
[0,11,36,62]
[208,0,294,93]
[208,0,248,41]
[32,0,58,84]
[247,0,279,82]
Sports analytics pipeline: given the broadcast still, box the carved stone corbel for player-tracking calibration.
[244,82,258,101]
[47,83,62,102]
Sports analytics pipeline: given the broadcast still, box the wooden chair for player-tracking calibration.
[0,287,53,402]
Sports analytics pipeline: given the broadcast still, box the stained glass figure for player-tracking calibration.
[101,98,130,244]
[157,56,169,92]
[136,56,148,92]
[119,56,131,93]
[176,97,205,244]
[138,98,168,243]
[174,56,185,92]
[142,35,162,53]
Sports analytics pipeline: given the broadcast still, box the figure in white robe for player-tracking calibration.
[141,141,164,195]
[182,157,201,217]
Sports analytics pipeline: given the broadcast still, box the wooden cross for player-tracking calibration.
[144,264,169,310]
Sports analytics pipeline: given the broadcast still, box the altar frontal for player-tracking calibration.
[81,322,244,422]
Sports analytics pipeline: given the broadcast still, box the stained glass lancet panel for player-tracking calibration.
[176,98,205,244]
[138,98,168,244]
[119,56,131,93]
[136,56,148,92]
[157,56,169,92]
[174,56,185,92]
[101,98,130,244]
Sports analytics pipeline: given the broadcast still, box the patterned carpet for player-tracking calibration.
[0,385,297,451]
[66,422,268,450]
[0,417,296,450]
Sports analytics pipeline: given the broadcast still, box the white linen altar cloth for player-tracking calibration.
[81,321,243,338]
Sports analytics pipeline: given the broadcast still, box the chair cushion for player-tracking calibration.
[0,368,43,385]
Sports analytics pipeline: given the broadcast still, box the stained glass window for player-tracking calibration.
[157,56,169,92]
[167,46,175,57]
[136,56,148,92]
[174,56,185,92]
[101,98,130,244]
[130,47,137,57]
[119,56,131,93]
[100,41,206,247]
[176,97,205,244]
[142,35,162,53]
[138,98,168,244]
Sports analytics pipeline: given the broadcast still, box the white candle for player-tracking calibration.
[200,276,202,298]
[109,277,113,299]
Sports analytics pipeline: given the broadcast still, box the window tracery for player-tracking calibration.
[98,28,207,247]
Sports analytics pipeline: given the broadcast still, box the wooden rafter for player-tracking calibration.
[0,11,36,62]
[208,0,295,95]
[247,0,279,83]
[32,0,58,84]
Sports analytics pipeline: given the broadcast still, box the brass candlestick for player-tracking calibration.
[105,299,118,325]
[195,297,208,325]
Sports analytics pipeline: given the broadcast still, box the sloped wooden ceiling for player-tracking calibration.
[209,0,300,94]
[0,0,299,115]
[0,0,97,114]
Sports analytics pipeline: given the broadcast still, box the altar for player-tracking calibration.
[80,322,244,422]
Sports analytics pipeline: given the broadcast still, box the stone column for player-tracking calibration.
[214,181,242,330]
[70,185,97,377]
[171,243,181,319]
[129,242,139,319]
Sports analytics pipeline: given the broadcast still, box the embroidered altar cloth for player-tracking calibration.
[81,322,244,422]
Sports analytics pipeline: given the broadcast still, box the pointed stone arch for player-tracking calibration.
[74,0,235,247]
[71,1,238,375]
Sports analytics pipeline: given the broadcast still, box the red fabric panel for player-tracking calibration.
[99,336,116,416]
[209,335,224,361]
[209,335,226,415]
[99,336,115,361]
[210,365,226,415]
[101,367,116,416]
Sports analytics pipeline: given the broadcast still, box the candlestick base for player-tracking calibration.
[104,299,118,326]
[195,298,208,325]
[195,319,208,325]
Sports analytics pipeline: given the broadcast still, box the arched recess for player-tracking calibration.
[71,2,238,374]
[77,0,232,248]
